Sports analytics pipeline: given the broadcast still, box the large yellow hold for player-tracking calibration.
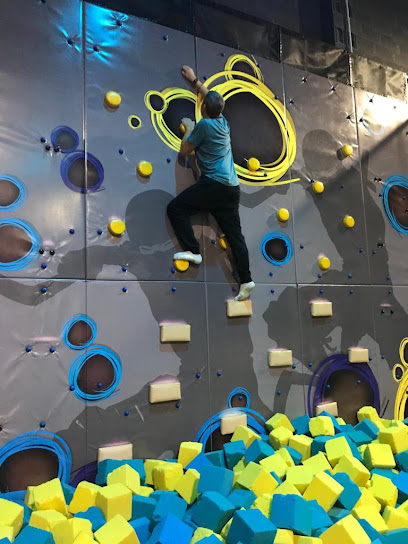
[69,481,101,514]
[96,483,132,521]
[94,514,140,544]
[0,498,24,539]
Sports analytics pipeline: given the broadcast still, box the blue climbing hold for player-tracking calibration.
[69,228,75,234]
[70,385,75,391]
[308,362,313,367]
[196,373,201,379]
[97,229,102,235]
[319,289,323,294]
[41,287,47,294]
[119,148,124,155]
[122,287,128,293]
[124,410,130,416]
[171,268,175,274]
[211,240,215,245]
[40,421,46,428]
[163,35,169,41]
[98,382,103,388]
[349,290,354,294]
[26,346,32,353]
[318,274,322,279]
[269,272,273,277]
[300,244,304,249]
[40,137,46,143]
[348,274,352,279]
[49,347,55,353]
[41,263,47,269]
[217,371,222,377]
[175,402,180,408]
[171,287,176,292]
[292,364,296,370]
[277,391,281,396]
[167,158,171,163]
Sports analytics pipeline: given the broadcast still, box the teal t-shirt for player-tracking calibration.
[187,115,239,186]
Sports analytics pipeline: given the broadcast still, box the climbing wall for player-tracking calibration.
[1,0,408,491]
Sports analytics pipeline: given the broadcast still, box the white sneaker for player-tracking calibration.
[235,281,255,301]
[173,251,203,265]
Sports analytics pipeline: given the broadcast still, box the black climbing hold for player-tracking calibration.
[93,45,99,52]
[381,309,385,314]
[391,310,394,315]
[270,289,275,294]
[289,99,294,104]
[346,114,351,120]
[211,240,215,245]
[116,20,123,27]
[39,249,44,255]
[54,146,61,153]
[49,249,55,256]
[331,87,336,92]
[340,184,344,189]
[45,144,51,151]
[302,77,307,83]
[40,421,46,428]
[67,38,74,46]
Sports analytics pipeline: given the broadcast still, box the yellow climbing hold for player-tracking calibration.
[180,123,186,135]
[174,259,189,272]
[312,181,325,194]
[104,91,121,108]
[342,144,354,157]
[343,215,355,228]
[108,219,126,237]
[137,161,153,177]
[318,257,331,271]
[219,235,229,250]
[277,208,290,222]
[247,157,260,172]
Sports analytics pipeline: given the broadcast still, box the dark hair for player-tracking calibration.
[203,91,225,118]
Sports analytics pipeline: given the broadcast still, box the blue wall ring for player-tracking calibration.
[381,174,408,234]
[60,150,104,193]
[0,218,41,271]
[62,314,97,350]
[51,126,79,154]
[260,231,293,265]
[0,175,27,211]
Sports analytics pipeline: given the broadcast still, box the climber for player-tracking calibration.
[166,65,255,301]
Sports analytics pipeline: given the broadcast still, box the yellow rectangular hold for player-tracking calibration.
[310,301,332,317]
[98,443,133,464]
[149,382,181,403]
[160,323,191,343]
[220,412,248,435]
[268,350,293,367]
[316,402,338,417]
[226,300,253,317]
[348,348,369,363]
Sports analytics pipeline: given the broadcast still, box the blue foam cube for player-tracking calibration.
[354,419,379,440]
[395,450,408,472]
[198,465,234,497]
[61,483,75,505]
[244,440,275,464]
[344,429,371,447]
[96,458,146,485]
[186,452,213,471]
[386,528,408,544]
[291,415,310,435]
[394,471,408,503]
[153,492,187,522]
[309,499,332,531]
[329,507,349,523]
[0,540,10,544]
[228,489,256,510]
[205,450,226,468]
[357,519,387,543]
[281,446,302,465]
[371,468,398,484]
[148,514,193,544]
[15,526,54,543]
[192,491,235,533]
[333,472,361,510]
[132,495,157,521]
[227,508,277,544]
[0,491,26,502]
[223,441,246,470]
[130,517,151,543]
[75,506,106,531]
[311,436,333,456]
[270,494,312,536]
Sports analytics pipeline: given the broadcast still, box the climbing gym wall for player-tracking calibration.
[1,0,408,490]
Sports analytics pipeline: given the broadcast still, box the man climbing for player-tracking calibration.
[167,65,255,301]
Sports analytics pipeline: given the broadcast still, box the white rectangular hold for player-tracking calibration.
[316,402,338,417]
[310,301,333,317]
[226,300,253,317]
[160,324,191,343]
[149,382,181,404]
[268,349,293,368]
[348,347,369,363]
[98,443,133,464]
[220,413,248,435]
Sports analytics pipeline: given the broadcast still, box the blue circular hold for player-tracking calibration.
[300,244,304,249]
[221,52,225,57]
[372,250,376,255]
[97,382,103,388]
[62,314,97,350]
[340,184,344,189]
[261,232,293,266]
[49,347,55,353]
[228,388,250,408]
[69,345,122,402]
[69,385,75,391]
[39,421,46,428]
[238,395,243,401]
[211,240,215,245]
[326,384,331,390]
[97,229,102,235]
[69,228,75,234]
[318,273,322,279]
[203,76,207,81]
[60,150,104,193]
[41,263,47,269]
[196,373,201,379]
[122,286,128,293]
[0,176,27,212]
[308,362,313,367]
[270,289,275,293]
[163,35,168,41]
[348,273,352,279]
[217,371,222,376]
[167,158,171,163]
[232,287,236,292]
[357,379,361,384]
[171,287,176,292]
[349,289,354,294]
[122,266,127,272]
[41,137,46,143]
[359,248,363,253]
[263,172,267,177]
[41,286,47,294]
[382,355,385,359]
[171,268,175,274]
[175,402,180,408]
[381,175,408,234]
[124,410,129,416]
[369,357,372,361]
[319,289,323,294]
[269,272,273,276]
[51,126,79,154]
[93,45,99,52]
[388,289,392,294]
[277,390,281,395]
[119,148,124,155]
[67,38,74,46]
[26,346,32,353]
[387,275,391,281]
[292,364,296,369]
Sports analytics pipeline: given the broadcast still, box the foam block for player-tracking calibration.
[309,417,335,438]
[14,525,54,544]
[320,514,370,544]
[244,440,275,465]
[378,427,408,455]
[197,465,234,497]
[348,348,369,363]
[175,469,200,505]
[32,478,67,515]
[96,459,145,485]
[152,463,183,491]
[227,508,277,544]
[285,466,314,493]
[228,489,256,510]
[131,495,156,521]
[382,506,408,530]
[191,492,235,533]
[354,487,382,512]
[149,382,181,403]
[265,414,295,434]
[332,473,361,510]
[224,441,246,470]
[270,494,313,536]
[153,492,187,522]
[316,403,338,417]
[150,513,193,544]
[302,453,332,476]
[236,462,278,497]
[160,324,191,343]
[325,437,352,467]
[185,453,213,472]
[281,446,302,466]
[351,505,388,533]
[96,483,132,521]
[231,427,261,448]
[190,528,223,544]
[29,510,66,532]
[259,453,288,479]
[251,493,273,517]
[310,301,332,317]
[98,443,133,463]
[394,472,408,503]
[0,499,23,539]
[364,443,396,469]
[386,528,408,544]
[333,455,370,486]
[303,472,344,512]
[69,482,102,514]
[52,518,93,544]
[288,435,313,461]
[269,427,294,450]
[368,474,398,509]
[129,517,150,544]
[75,506,106,532]
[94,514,140,544]
[309,500,332,532]
[274,529,294,544]
[273,480,302,497]
[268,350,293,368]
[226,300,253,317]
[107,465,141,494]
[205,451,226,468]
[73,532,95,544]
[0,527,13,542]
[355,420,379,440]
[357,407,381,424]
[221,414,248,435]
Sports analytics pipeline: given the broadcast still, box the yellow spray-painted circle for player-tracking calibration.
[393,337,408,420]
[174,259,189,272]
[108,219,125,236]
[224,54,263,82]
[145,91,168,115]
[128,115,142,130]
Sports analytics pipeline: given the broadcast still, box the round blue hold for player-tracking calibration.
[382,355,385,359]
[270,289,275,294]
[119,148,124,155]
[167,158,171,163]
[93,45,99,52]
[122,266,127,272]
[349,289,354,294]
[124,410,130,416]
[49,347,55,353]
[308,362,313,367]
[318,273,322,279]
[163,35,169,41]
[238,395,243,401]
[67,38,74,46]
[369,357,372,361]
[340,184,344,189]
[372,250,376,255]
[348,273,352,279]
[217,371,221,376]
[97,229,102,235]
[26,346,32,353]
[277,390,281,395]
[69,385,75,391]
[319,289,323,294]
[300,244,304,249]
[97,382,103,388]
[326,384,331,390]
[171,287,176,292]
[269,272,273,277]
[171,268,175,274]
[122,287,128,293]
[39,421,46,428]
[196,373,201,379]
[41,263,47,269]
[232,287,236,292]
[388,289,392,294]
[387,275,391,281]
[221,52,225,57]
[292,364,296,369]
[41,137,46,143]
[175,402,180,408]
[357,379,361,384]
[211,240,215,245]
[69,228,75,235]
[41,287,47,294]
[359,248,363,253]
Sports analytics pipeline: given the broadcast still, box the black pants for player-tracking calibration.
[167,178,252,284]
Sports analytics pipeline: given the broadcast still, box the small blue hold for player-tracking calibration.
[119,148,124,155]
[220,52,225,57]
[340,184,344,188]
[264,172,267,177]
[167,158,171,163]
[326,384,331,390]
[269,272,273,277]
[122,286,128,293]
[348,273,352,279]
[388,289,392,294]
[277,390,281,395]
[171,287,176,292]
[67,38,74,46]
[122,266,127,272]
[387,275,391,280]
[217,371,222,377]
[300,244,304,249]
[292,364,296,369]
[39,421,46,428]
[369,356,372,361]
[97,229,103,235]
[171,268,175,274]
[124,410,130,416]
[97,382,103,388]
[211,240,215,245]
[359,248,363,253]
[196,373,201,379]
[41,287,47,294]
[26,346,32,353]
[357,379,361,384]
[308,362,313,367]
[41,263,47,269]
[349,289,354,294]
[93,44,99,52]
[163,35,169,41]
[69,228,75,234]
[175,402,180,408]
[239,395,243,401]
[318,273,322,279]
[40,137,46,143]
[319,289,323,294]
[70,385,75,391]
[381,355,385,359]
[203,76,207,81]
[49,347,55,353]
[372,250,377,255]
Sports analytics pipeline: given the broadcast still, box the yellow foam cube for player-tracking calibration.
[0,499,23,539]
[231,426,261,447]
[285,466,314,493]
[320,514,370,544]
[351,505,388,533]
[233,458,247,473]
[368,474,397,510]
[144,460,168,485]
[269,427,293,450]
[94,514,139,544]
[73,532,96,544]
[274,529,294,544]
[309,417,335,437]
[364,444,396,469]
[302,452,332,476]
[354,487,381,512]
[137,486,153,497]
[259,453,288,479]
[69,481,102,514]
[33,478,67,515]
[265,413,295,433]
[357,406,381,424]
[273,480,302,497]
[29,510,67,532]
[276,448,295,468]
[96,483,132,521]
[251,494,272,517]
[0,526,14,542]
[303,471,344,512]
[226,300,253,317]
[236,461,278,497]
[152,462,183,491]
[221,517,232,540]
[53,518,93,544]
[378,427,408,454]
[25,486,36,509]
[288,435,313,461]
[325,437,352,467]
[190,528,223,544]
[107,465,141,494]
[333,455,370,486]
[336,418,346,425]
[294,538,322,544]
[399,499,408,515]
[175,468,200,504]
[382,505,408,530]
[177,442,203,467]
